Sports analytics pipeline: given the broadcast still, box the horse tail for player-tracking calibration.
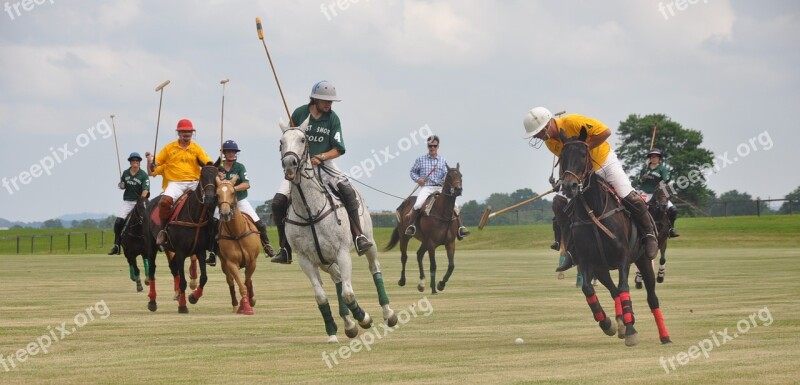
[384,227,400,251]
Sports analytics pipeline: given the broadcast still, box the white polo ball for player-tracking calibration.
[515,337,524,345]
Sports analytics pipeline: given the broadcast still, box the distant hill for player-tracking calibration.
[0,213,111,229]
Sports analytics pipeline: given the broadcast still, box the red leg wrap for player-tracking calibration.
[652,308,670,339]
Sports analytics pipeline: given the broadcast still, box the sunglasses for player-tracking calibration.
[428,144,438,148]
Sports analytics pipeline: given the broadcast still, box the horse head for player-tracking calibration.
[443,163,462,197]
[215,174,239,222]
[199,163,218,205]
[650,180,670,215]
[558,127,592,200]
[280,117,311,183]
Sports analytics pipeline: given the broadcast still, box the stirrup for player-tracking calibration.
[457,226,470,239]
[263,243,276,258]
[108,245,121,255]
[206,252,217,267]
[404,225,416,236]
[550,241,560,251]
[555,252,575,272]
[156,229,168,245]
[355,235,373,256]
[669,228,680,238]
[270,248,292,264]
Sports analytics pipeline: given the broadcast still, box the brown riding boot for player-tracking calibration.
[623,191,658,259]
[156,196,174,245]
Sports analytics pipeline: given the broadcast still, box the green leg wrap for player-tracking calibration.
[345,299,366,322]
[318,302,338,336]
[335,282,349,318]
[372,272,390,306]
[129,265,136,282]
[143,258,151,277]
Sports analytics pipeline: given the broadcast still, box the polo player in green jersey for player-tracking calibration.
[108,152,150,255]
[638,148,679,238]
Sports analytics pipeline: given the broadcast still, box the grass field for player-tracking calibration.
[1,217,799,384]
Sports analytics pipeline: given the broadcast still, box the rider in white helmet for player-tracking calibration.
[523,107,659,272]
[270,81,374,264]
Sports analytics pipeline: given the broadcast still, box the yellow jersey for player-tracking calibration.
[153,141,212,189]
[544,114,611,171]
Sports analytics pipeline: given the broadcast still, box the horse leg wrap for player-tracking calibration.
[335,282,350,317]
[346,299,366,322]
[178,292,187,307]
[148,280,157,301]
[173,275,180,291]
[192,287,203,299]
[143,258,151,277]
[129,265,137,282]
[613,295,623,317]
[373,272,390,306]
[586,294,606,322]
[318,302,338,336]
[652,308,670,340]
[619,291,634,324]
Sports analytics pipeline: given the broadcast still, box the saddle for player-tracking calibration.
[149,192,192,227]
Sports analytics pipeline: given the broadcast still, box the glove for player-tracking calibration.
[118,182,125,189]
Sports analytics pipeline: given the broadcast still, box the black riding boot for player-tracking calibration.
[255,220,276,257]
[338,182,373,256]
[108,217,124,255]
[270,193,292,264]
[553,195,575,272]
[206,217,219,266]
[668,206,680,238]
[623,191,658,259]
[550,217,561,251]
[405,208,421,236]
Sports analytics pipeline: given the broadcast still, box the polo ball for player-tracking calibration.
[515,337,524,345]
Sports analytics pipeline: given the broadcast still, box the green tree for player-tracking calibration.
[779,186,800,214]
[616,114,715,215]
[98,215,116,229]
[42,219,64,229]
[711,190,769,216]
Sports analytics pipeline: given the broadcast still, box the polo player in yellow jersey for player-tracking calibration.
[523,107,658,272]
[145,119,212,245]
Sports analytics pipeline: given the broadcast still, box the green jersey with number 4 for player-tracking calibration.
[291,104,346,156]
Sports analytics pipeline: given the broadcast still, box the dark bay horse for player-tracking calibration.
[143,164,217,313]
[120,197,149,292]
[385,163,462,295]
[559,128,670,346]
[636,181,671,289]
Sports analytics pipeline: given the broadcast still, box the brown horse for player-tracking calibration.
[385,163,462,295]
[559,128,671,346]
[636,181,671,289]
[215,175,260,315]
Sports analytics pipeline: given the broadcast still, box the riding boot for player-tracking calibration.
[553,195,575,272]
[108,217,124,255]
[456,212,470,241]
[338,182,373,256]
[668,206,680,238]
[156,196,174,245]
[550,217,561,251]
[206,217,218,266]
[255,220,276,257]
[623,191,658,259]
[405,208,420,236]
[270,193,292,264]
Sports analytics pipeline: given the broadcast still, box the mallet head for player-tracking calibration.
[155,80,171,92]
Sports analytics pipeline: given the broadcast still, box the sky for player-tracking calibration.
[1,0,798,222]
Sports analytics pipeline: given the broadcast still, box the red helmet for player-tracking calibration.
[177,119,195,132]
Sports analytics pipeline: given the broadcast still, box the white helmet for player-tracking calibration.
[523,107,553,138]
[310,80,341,102]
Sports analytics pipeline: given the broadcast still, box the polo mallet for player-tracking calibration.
[256,17,294,126]
[110,114,122,178]
[478,188,556,230]
[649,122,658,151]
[151,80,171,170]
[219,78,230,161]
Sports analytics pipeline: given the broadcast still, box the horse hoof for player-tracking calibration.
[250,298,256,307]
[345,325,359,338]
[232,306,238,313]
[635,281,643,289]
[437,281,446,291]
[600,318,616,336]
[188,294,198,305]
[327,335,339,344]
[147,301,157,312]
[189,279,198,290]
[557,272,565,280]
[398,278,406,287]
[358,313,373,329]
[386,312,398,328]
[616,317,626,339]
[173,294,179,301]
[136,281,144,292]
[178,306,189,314]
[144,277,150,286]
[417,282,425,292]
[661,337,672,344]
[625,332,639,347]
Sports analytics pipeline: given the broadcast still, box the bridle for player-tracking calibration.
[560,141,596,196]
[196,165,218,205]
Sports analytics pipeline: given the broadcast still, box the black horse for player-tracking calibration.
[558,128,671,346]
[636,181,672,289]
[143,164,217,313]
[119,196,149,292]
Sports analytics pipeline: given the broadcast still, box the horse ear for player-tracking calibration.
[299,116,310,131]
[230,175,239,185]
[456,162,460,171]
[559,129,568,143]
[216,174,223,185]
[279,118,289,133]
[579,127,588,142]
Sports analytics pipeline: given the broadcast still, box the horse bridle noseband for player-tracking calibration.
[560,141,595,195]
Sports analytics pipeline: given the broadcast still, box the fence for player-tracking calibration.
[679,198,797,217]
[0,231,109,255]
